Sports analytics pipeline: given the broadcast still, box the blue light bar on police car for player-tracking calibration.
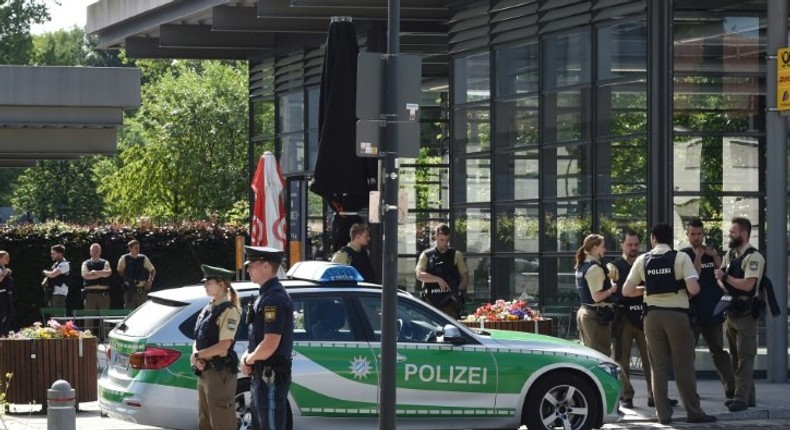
[286,261,364,283]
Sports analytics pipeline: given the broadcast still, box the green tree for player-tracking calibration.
[0,0,49,64]
[99,61,249,222]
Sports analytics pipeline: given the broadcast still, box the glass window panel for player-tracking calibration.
[543,30,591,89]
[674,16,764,74]
[673,135,760,193]
[543,144,591,199]
[252,99,275,138]
[597,79,647,137]
[398,211,451,256]
[598,197,648,251]
[453,52,490,103]
[672,195,760,251]
[597,138,647,195]
[399,257,421,293]
[542,256,579,305]
[278,91,304,133]
[400,165,449,212]
[307,86,319,129]
[452,207,491,254]
[452,157,491,204]
[494,96,539,149]
[307,130,318,171]
[674,75,763,133]
[494,204,540,253]
[544,200,592,252]
[543,88,591,143]
[495,41,539,96]
[597,19,647,80]
[493,256,539,303]
[452,104,490,154]
[494,148,539,201]
[466,256,491,304]
[280,132,304,174]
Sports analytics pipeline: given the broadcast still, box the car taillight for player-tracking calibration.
[129,347,181,370]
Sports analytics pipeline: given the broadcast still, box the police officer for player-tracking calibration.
[574,234,615,357]
[606,229,663,409]
[192,264,241,430]
[681,218,735,400]
[240,246,293,430]
[42,244,70,309]
[714,217,764,412]
[623,223,715,425]
[117,240,156,310]
[0,251,14,336]
[416,224,469,319]
[330,223,376,282]
[81,243,112,336]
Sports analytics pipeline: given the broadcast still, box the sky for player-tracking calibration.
[30,0,96,35]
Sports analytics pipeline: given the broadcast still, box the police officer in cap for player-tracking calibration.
[240,246,293,430]
[192,264,241,430]
[623,223,715,425]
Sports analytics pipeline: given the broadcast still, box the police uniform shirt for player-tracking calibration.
[415,248,470,278]
[625,244,698,308]
[330,243,356,265]
[582,256,608,304]
[212,296,241,345]
[721,245,765,286]
[51,260,70,296]
[261,281,291,338]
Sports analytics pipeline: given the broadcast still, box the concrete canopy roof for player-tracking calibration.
[86,0,449,60]
[0,65,141,167]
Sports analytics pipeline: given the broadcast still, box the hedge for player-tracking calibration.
[0,221,246,331]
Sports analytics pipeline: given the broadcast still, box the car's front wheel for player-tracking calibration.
[235,377,293,430]
[522,371,600,430]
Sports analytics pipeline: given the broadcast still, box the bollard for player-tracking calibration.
[47,379,76,430]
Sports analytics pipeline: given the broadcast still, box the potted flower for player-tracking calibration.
[461,299,552,335]
[0,320,97,408]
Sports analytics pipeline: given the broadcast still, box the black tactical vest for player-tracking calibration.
[423,248,460,306]
[575,260,610,305]
[195,300,236,351]
[46,260,69,290]
[724,247,759,299]
[680,247,724,324]
[123,254,148,283]
[83,259,108,287]
[644,251,684,295]
[341,245,376,282]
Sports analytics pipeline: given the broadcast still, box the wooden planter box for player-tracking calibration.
[0,337,98,406]
[462,319,553,336]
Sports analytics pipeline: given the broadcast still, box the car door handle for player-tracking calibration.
[379,353,407,362]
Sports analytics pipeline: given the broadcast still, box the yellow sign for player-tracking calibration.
[777,47,790,111]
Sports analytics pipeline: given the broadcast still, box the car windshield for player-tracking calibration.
[117,297,186,337]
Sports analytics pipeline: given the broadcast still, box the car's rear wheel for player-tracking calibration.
[235,377,293,430]
[522,371,600,430]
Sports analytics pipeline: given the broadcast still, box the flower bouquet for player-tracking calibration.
[461,299,551,335]
[10,320,93,339]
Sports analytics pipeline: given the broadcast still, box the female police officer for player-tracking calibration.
[575,233,617,356]
[191,264,241,430]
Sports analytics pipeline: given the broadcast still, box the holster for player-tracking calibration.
[730,297,753,318]
[750,298,766,319]
[595,306,615,326]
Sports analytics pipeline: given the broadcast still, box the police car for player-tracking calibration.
[99,261,622,430]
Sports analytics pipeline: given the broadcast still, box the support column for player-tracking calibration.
[766,0,788,383]
[646,0,673,226]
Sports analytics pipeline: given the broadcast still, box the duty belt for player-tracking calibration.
[84,288,108,294]
[645,306,688,314]
[581,304,612,311]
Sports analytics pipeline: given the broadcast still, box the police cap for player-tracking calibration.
[244,246,284,265]
[201,264,235,282]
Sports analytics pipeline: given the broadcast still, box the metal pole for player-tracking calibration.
[765,0,788,383]
[379,0,400,428]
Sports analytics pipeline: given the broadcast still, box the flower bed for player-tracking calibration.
[461,300,552,335]
[0,320,97,407]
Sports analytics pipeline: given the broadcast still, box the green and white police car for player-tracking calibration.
[99,261,622,430]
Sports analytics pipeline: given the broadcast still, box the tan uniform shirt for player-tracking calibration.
[331,242,359,265]
[212,297,241,345]
[626,243,698,308]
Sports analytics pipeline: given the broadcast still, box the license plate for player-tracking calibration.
[113,352,129,371]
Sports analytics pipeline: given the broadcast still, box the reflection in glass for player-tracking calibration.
[674,16,763,74]
[453,105,490,153]
[673,135,759,193]
[453,157,491,204]
[597,197,647,250]
[452,207,491,254]
[280,132,304,174]
[278,91,304,133]
[493,256,539,303]
[543,31,591,89]
[597,20,647,80]
[544,88,591,143]
[495,96,539,149]
[543,144,590,199]
[252,99,275,138]
[399,211,451,256]
[466,256,491,303]
[674,75,763,133]
[496,41,539,96]
[597,79,647,137]
[597,139,647,195]
[544,200,592,252]
[495,205,539,253]
[454,52,491,103]
[495,148,539,201]
[542,256,578,305]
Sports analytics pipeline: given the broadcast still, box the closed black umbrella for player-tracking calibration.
[310,18,378,217]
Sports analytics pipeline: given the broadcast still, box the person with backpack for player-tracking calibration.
[416,224,469,319]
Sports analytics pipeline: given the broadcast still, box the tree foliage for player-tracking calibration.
[99,60,249,223]
[0,0,48,64]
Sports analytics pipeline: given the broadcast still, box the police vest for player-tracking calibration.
[123,255,148,283]
[423,248,461,305]
[195,300,236,352]
[46,260,69,289]
[610,256,645,310]
[680,247,724,324]
[341,245,375,282]
[644,251,684,295]
[248,280,293,370]
[83,259,108,287]
[575,260,610,305]
[724,247,760,299]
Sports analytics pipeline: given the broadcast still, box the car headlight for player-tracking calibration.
[597,362,619,379]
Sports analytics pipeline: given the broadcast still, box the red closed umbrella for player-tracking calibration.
[251,151,286,250]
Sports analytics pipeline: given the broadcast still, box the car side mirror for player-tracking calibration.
[442,324,466,345]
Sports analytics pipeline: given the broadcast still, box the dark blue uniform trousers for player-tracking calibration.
[250,372,291,430]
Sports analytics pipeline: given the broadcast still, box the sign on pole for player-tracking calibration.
[776,47,790,111]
